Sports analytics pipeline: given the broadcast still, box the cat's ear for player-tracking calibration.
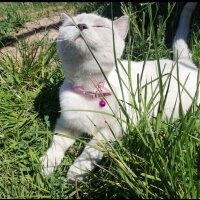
[113,15,129,40]
[61,13,71,24]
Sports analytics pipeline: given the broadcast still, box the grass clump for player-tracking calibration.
[0,6,28,47]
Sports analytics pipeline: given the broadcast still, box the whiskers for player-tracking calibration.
[48,39,65,44]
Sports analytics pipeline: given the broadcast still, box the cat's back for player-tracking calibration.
[118,59,198,82]
[109,58,198,101]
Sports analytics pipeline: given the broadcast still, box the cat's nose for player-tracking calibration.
[77,24,88,31]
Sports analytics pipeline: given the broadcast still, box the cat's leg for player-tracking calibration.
[40,127,79,176]
[67,127,119,181]
[67,137,103,181]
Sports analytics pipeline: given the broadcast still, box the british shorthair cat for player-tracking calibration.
[40,2,198,181]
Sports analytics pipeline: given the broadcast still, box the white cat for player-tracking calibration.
[40,2,198,181]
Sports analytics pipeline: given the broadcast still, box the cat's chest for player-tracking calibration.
[58,85,119,132]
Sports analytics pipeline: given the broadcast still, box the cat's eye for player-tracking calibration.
[63,24,75,27]
[93,25,111,30]
[94,25,104,28]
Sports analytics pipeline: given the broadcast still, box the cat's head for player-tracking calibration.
[57,12,129,73]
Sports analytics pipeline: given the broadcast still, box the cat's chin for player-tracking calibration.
[72,34,86,47]
[75,36,87,47]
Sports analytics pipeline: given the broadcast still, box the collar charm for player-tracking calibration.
[99,99,106,107]
[69,81,111,108]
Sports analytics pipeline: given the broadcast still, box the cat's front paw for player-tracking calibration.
[40,155,57,176]
[67,165,89,181]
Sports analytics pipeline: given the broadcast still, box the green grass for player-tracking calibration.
[0,2,200,199]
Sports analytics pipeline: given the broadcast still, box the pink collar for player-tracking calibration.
[69,81,112,99]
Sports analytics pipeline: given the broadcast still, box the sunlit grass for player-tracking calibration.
[0,2,200,199]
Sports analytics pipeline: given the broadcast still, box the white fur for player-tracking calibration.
[40,3,198,181]
[173,2,197,61]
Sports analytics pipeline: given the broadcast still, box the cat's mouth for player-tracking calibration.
[75,34,83,41]
[74,33,96,51]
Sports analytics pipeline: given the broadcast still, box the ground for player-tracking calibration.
[0,4,75,55]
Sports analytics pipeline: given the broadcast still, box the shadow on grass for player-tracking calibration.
[34,79,63,131]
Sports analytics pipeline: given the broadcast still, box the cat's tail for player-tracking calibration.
[172,2,197,62]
